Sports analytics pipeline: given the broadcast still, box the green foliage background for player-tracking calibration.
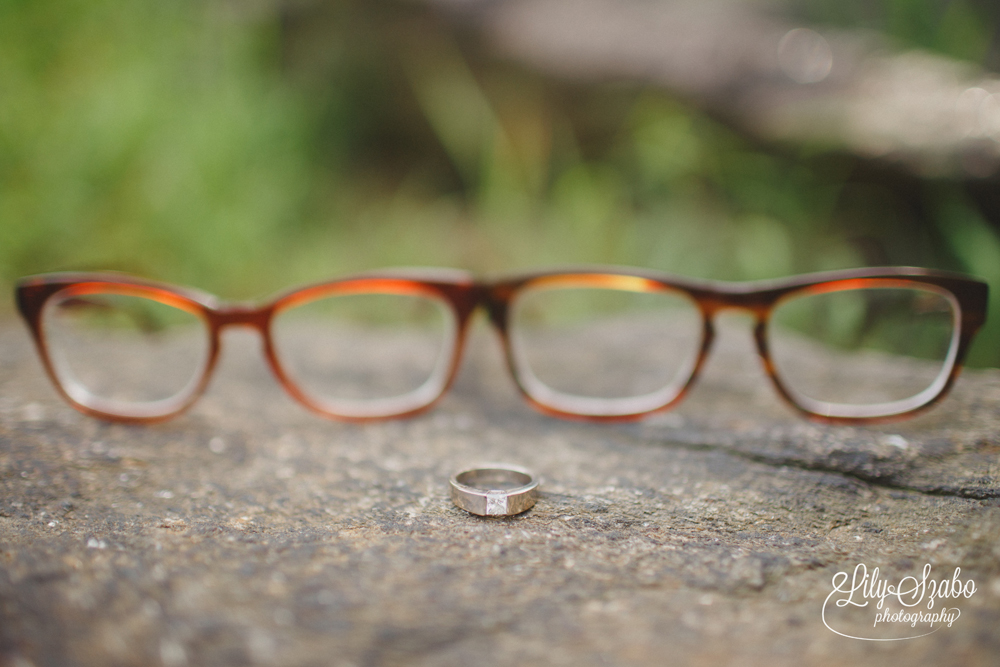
[1,0,999,365]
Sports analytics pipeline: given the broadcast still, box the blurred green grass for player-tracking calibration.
[1,0,998,366]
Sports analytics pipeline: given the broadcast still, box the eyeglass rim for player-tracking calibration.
[15,265,989,424]
[490,265,987,424]
[760,280,962,422]
[15,270,480,423]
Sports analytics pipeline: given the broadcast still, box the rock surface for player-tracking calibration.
[1,318,999,666]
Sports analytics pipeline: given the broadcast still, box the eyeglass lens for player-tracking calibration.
[270,291,456,418]
[43,290,210,417]
[508,284,703,416]
[768,286,958,416]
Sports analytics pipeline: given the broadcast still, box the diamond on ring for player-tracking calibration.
[485,491,508,515]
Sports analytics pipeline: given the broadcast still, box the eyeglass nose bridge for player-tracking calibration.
[193,304,299,415]
[197,305,274,377]
[693,289,775,318]
[687,289,773,339]
[681,288,779,385]
[208,304,273,331]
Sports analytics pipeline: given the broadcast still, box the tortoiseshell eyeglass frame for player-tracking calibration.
[15,266,988,425]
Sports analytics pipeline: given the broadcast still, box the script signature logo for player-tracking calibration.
[822,563,976,641]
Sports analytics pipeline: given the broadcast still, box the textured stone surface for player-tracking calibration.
[1,317,999,667]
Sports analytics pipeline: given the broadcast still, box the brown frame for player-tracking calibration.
[15,266,988,425]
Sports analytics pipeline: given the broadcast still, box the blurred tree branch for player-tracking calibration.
[420,0,1000,183]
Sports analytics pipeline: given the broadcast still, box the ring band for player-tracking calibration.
[450,465,539,517]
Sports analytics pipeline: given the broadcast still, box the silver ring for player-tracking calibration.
[450,465,539,517]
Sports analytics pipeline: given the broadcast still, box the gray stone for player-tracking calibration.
[1,319,999,666]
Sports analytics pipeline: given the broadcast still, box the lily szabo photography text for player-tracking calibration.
[823,563,978,641]
[1,1,1000,666]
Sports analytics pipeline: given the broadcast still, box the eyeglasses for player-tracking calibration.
[15,266,987,425]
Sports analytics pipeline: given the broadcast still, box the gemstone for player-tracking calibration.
[485,491,508,515]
